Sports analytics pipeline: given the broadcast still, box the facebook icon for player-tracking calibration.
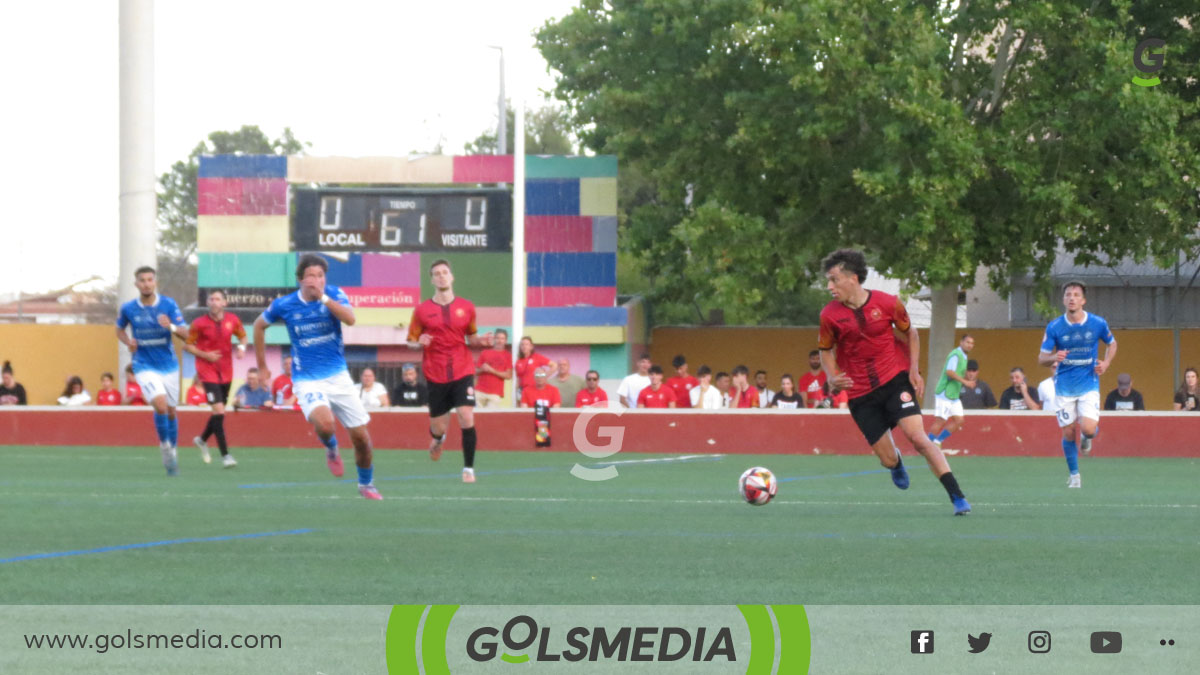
[911,630,935,654]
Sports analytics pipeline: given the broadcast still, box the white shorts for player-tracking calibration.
[294,371,371,429]
[135,370,180,408]
[934,394,964,420]
[1053,391,1101,428]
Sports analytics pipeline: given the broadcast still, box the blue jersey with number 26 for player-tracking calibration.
[260,286,351,383]
[1040,312,1114,398]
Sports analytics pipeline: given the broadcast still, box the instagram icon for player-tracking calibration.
[1027,631,1051,654]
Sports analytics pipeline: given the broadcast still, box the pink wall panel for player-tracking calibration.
[525,216,594,252]
[240,179,289,215]
[197,178,243,215]
[452,155,514,183]
[361,252,421,287]
[527,287,617,307]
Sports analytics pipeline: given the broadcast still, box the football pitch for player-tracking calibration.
[2,446,1197,605]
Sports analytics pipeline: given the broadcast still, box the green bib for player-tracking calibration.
[935,347,968,400]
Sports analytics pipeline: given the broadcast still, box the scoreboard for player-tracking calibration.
[293,188,512,252]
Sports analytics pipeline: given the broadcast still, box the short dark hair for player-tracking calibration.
[495,328,508,338]
[672,354,686,369]
[960,334,973,342]
[732,365,749,377]
[134,266,156,278]
[208,289,226,299]
[1010,366,1024,374]
[296,253,328,280]
[697,365,712,377]
[586,369,600,379]
[808,350,820,358]
[430,259,451,273]
[247,367,259,375]
[967,359,979,371]
[649,365,664,375]
[101,372,114,381]
[821,249,868,284]
[755,369,767,377]
[715,371,730,380]
[638,353,651,362]
[1063,280,1087,297]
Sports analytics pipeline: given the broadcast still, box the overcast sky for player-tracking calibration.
[0,0,579,297]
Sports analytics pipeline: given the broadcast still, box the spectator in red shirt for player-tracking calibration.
[520,368,562,408]
[823,382,850,408]
[575,369,609,407]
[664,354,699,409]
[637,365,678,408]
[124,364,145,405]
[272,357,299,411]
[797,350,828,408]
[475,329,512,408]
[730,365,759,408]
[185,377,207,406]
[96,372,122,406]
[514,336,556,401]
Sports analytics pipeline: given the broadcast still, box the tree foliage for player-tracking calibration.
[156,126,308,303]
[464,104,577,155]
[537,0,1200,325]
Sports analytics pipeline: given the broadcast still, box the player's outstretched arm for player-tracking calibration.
[253,316,270,372]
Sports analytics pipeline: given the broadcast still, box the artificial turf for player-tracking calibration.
[2,446,1197,605]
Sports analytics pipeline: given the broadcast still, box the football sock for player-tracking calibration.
[321,435,338,453]
[357,464,373,487]
[935,429,951,443]
[212,414,228,456]
[200,416,216,442]
[462,427,477,468]
[1062,439,1079,474]
[167,416,178,446]
[153,413,170,443]
[939,472,965,500]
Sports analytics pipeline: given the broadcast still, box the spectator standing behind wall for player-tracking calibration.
[665,355,699,409]
[755,370,775,408]
[393,363,429,408]
[715,371,733,408]
[0,361,27,405]
[553,358,585,408]
[1103,373,1145,411]
[58,376,91,406]
[185,377,207,406]
[355,368,390,409]
[769,375,804,408]
[124,364,145,405]
[998,367,1042,411]
[796,351,827,408]
[1175,367,1199,411]
[617,354,652,408]
[958,360,998,409]
[475,329,512,408]
[233,369,273,410]
[690,366,724,409]
[730,365,759,408]
[96,372,122,406]
[575,370,608,407]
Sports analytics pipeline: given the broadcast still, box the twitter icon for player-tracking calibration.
[968,633,993,654]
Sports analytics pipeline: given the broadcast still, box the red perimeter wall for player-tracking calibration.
[2,408,1197,458]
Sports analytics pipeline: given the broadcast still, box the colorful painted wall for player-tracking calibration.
[194,154,633,388]
[651,326,1200,411]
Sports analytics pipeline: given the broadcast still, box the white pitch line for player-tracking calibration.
[3,492,1198,510]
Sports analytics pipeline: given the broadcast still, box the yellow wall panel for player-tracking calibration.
[525,325,625,344]
[287,155,454,184]
[197,216,290,253]
[579,177,618,216]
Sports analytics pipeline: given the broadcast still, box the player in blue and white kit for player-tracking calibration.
[115,266,188,476]
[253,254,382,500]
[1037,281,1117,488]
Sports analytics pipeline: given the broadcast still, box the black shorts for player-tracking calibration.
[847,372,922,446]
[428,375,476,417]
[203,382,232,406]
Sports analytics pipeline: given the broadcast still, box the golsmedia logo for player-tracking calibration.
[385,604,810,673]
[465,614,735,663]
[1132,38,1165,87]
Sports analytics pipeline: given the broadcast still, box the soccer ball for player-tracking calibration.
[739,467,778,506]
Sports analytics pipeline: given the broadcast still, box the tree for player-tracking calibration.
[464,104,576,155]
[156,126,308,303]
[537,0,1200,332]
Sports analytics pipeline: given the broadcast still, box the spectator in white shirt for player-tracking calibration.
[755,370,775,408]
[356,368,390,409]
[617,353,652,408]
[1037,362,1058,416]
[689,365,725,409]
[57,375,92,406]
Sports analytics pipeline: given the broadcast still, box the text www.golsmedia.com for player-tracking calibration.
[25,630,281,654]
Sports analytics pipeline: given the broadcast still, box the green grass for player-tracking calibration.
[1,446,1197,605]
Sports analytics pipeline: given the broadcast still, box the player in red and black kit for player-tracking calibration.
[184,290,247,468]
[818,249,971,515]
[407,259,495,483]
